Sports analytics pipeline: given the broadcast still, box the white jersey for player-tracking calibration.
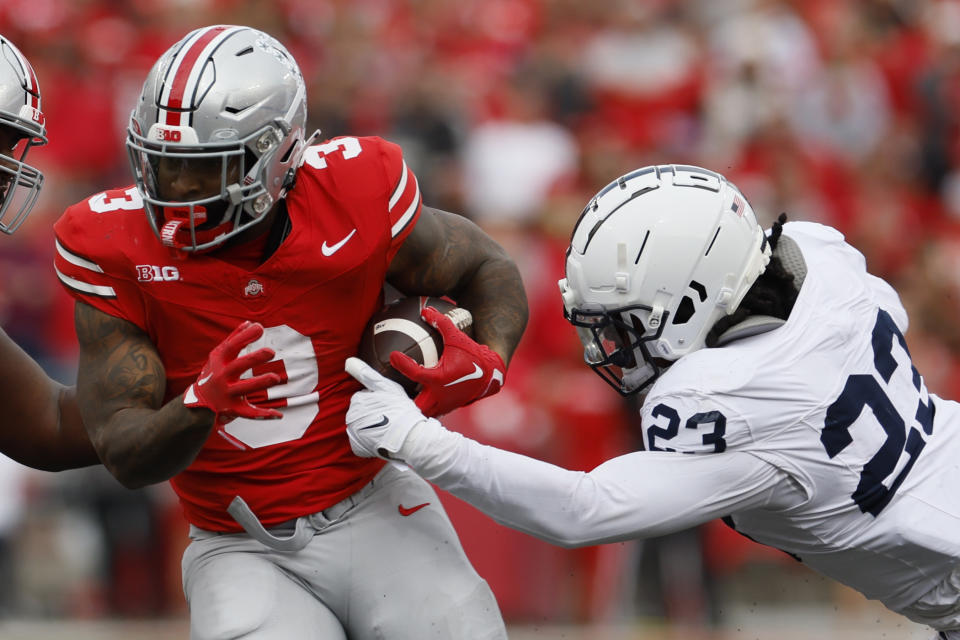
[402,221,960,630]
[641,221,960,622]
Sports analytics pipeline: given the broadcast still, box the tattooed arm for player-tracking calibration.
[0,328,99,470]
[387,206,528,364]
[74,301,214,489]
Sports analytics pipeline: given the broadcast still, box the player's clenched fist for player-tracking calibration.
[390,306,505,417]
[183,321,283,424]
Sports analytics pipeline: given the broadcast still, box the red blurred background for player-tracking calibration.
[0,0,958,629]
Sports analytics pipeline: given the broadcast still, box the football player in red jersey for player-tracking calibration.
[54,25,525,639]
[0,34,98,470]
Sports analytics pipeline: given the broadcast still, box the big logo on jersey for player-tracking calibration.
[137,265,181,282]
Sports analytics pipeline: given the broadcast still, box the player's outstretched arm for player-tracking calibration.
[74,302,280,489]
[0,329,99,470]
[346,357,788,547]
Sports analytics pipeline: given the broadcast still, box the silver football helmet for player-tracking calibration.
[126,25,310,252]
[558,165,771,395]
[0,35,46,235]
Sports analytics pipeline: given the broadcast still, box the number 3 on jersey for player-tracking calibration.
[88,187,143,213]
[820,309,935,516]
[301,137,362,170]
[219,325,320,450]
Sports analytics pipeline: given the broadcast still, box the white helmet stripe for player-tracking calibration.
[159,25,243,127]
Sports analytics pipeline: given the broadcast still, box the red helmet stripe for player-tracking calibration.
[161,25,235,126]
[24,62,39,109]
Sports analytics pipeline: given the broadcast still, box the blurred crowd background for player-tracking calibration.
[0,0,957,633]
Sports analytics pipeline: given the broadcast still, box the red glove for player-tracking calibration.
[390,306,506,417]
[183,321,283,425]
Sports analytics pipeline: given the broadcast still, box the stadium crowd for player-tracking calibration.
[0,0,958,628]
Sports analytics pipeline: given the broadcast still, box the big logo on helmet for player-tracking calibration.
[156,128,182,142]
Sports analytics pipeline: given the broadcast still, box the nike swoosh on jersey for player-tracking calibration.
[444,363,483,387]
[321,228,357,256]
[397,502,430,516]
[359,415,390,430]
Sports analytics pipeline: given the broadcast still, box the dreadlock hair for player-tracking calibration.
[705,213,799,347]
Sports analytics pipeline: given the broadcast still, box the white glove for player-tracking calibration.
[344,357,430,460]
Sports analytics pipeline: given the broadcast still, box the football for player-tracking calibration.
[357,296,473,397]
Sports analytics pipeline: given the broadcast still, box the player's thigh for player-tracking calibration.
[342,465,506,640]
[183,536,347,640]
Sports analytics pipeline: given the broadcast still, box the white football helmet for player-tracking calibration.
[126,25,311,252]
[0,35,47,235]
[558,165,771,395]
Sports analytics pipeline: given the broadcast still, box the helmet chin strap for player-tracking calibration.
[621,362,656,393]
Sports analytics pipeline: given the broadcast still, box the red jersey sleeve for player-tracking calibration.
[53,190,149,330]
[376,138,422,261]
[295,135,423,264]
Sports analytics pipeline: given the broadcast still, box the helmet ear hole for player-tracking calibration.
[279,141,296,164]
[672,296,696,325]
[243,148,258,172]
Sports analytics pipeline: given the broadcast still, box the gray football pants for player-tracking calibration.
[182,463,506,639]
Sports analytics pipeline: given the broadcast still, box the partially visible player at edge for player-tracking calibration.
[0,34,97,469]
[54,25,525,639]
[346,164,960,640]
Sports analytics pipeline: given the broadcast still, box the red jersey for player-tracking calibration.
[53,136,421,531]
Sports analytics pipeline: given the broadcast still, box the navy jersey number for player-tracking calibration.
[647,404,727,453]
[820,309,934,516]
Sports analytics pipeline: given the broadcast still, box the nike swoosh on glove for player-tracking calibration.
[183,321,283,431]
[345,357,431,460]
[390,306,505,417]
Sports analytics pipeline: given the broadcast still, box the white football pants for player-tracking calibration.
[182,463,506,639]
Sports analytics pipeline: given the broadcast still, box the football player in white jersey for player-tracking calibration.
[345,164,960,638]
[0,34,98,470]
